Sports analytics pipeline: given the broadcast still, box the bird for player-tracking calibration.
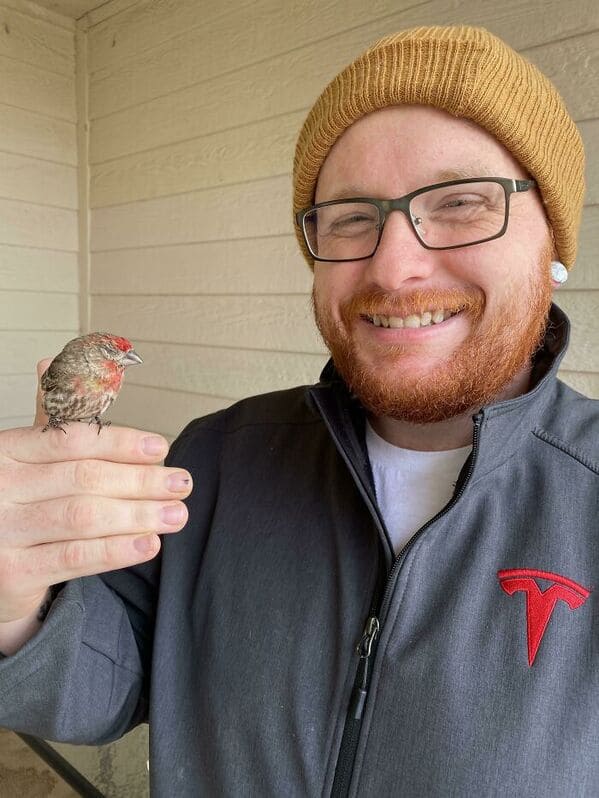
[40,332,143,434]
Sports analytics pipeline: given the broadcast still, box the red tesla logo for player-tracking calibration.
[497,569,591,666]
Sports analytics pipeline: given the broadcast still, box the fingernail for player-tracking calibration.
[161,504,186,525]
[143,436,168,456]
[168,472,192,492]
[134,535,159,554]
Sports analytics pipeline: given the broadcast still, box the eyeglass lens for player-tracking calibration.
[303,181,507,260]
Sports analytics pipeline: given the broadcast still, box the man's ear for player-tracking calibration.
[550,261,568,287]
[546,226,568,288]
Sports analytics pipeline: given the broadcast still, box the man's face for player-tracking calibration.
[312,105,554,423]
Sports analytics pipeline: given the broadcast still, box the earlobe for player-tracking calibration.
[550,260,568,287]
[546,227,567,288]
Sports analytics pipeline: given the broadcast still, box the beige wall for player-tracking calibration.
[1,0,597,439]
[80,0,598,444]
[0,0,79,431]
[1,0,598,794]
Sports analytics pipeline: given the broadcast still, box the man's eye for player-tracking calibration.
[335,214,373,224]
[329,213,377,229]
[437,194,486,209]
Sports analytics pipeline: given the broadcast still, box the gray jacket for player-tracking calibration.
[1,304,598,797]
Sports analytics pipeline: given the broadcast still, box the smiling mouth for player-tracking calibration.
[361,308,464,329]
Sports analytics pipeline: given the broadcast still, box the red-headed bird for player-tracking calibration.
[41,332,143,434]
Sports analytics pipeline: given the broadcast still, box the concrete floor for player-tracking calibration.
[0,728,78,797]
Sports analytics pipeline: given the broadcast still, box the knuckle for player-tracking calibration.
[96,536,119,569]
[72,459,104,492]
[49,423,83,454]
[59,531,125,574]
[134,465,154,495]
[62,539,88,570]
[0,503,11,541]
[133,501,152,532]
[0,551,17,587]
[0,461,23,498]
[63,496,96,532]
[128,465,157,499]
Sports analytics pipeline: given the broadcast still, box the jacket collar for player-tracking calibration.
[311,302,570,490]
[467,302,569,480]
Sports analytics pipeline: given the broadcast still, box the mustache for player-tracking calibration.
[341,287,485,319]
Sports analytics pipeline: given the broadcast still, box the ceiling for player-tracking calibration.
[32,0,107,19]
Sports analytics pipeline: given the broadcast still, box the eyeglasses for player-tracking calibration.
[295,177,537,262]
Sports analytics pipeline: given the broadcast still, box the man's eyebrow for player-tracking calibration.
[433,166,497,181]
[325,185,373,199]
[324,167,500,201]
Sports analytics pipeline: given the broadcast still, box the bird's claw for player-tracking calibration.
[89,416,111,435]
[41,418,68,434]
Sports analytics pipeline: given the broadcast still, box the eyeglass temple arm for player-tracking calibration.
[515,179,537,191]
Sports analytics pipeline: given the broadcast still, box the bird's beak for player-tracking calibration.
[123,349,143,366]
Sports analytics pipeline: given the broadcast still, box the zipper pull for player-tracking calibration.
[351,616,379,721]
[356,616,379,659]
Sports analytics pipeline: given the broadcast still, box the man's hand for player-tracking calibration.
[0,358,192,624]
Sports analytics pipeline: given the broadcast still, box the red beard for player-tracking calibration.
[313,249,554,424]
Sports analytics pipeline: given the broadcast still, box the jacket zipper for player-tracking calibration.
[330,413,483,798]
[329,617,380,797]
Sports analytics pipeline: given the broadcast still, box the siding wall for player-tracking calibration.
[2,1,598,793]
[82,0,599,443]
[0,0,78,430]
[1,0,597,439]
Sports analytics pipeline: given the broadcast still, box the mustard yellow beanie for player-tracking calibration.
[293,25,585,269]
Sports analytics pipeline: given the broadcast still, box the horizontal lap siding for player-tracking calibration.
[15,0,596,791]
[87,0,599,443]
[0,1,78,431]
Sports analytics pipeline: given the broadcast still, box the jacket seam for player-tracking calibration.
[467,445,525,489]
[79,640,144,678]
[532,428,599,475]
[0,658,47,699]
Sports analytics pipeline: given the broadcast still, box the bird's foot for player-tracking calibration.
[89,416,111,435]
[42,417,68,434]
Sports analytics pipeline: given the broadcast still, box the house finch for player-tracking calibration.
[40,332,143,434]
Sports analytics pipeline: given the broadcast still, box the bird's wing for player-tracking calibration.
[41,356,82,392]
[40,361,62,392]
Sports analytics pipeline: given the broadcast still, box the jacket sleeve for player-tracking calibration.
[0,566,155,744]
[0,427,191,745]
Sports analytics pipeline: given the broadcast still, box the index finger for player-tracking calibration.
[1,421,170,465]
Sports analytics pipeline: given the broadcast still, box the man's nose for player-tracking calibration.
[366,210,437,290]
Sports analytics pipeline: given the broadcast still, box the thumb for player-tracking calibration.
[34,358,53,427]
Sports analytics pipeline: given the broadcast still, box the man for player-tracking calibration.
[0,25,597,797]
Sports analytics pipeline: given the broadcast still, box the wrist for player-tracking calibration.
[0,610,42,657]
[0,584,64,657]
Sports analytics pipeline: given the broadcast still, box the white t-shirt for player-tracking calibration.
[365,421,472,556]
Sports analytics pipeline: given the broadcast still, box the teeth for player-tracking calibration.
[388,316,404,328]
[367,308,460,328]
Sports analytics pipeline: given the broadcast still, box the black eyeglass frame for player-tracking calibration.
[295,177,538,262]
